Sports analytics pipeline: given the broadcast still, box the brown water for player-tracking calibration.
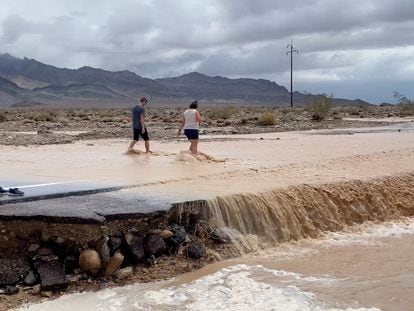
[6,125,414,311]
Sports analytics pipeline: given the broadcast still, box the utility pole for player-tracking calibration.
[287,40,299,108]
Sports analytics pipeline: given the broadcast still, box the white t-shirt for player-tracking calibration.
[184,109,199,130]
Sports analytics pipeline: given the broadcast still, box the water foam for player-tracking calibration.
[18,265,380,311]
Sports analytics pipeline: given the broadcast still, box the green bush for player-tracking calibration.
[309,95,332,121]
[258,112,277,126]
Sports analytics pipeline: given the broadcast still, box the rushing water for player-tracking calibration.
[6,124,414,311]
[18,219,414,311]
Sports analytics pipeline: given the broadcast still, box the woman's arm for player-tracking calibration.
[177,115,185,136]
[196,111,202,123]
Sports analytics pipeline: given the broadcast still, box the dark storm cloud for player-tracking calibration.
[0,0,413,102]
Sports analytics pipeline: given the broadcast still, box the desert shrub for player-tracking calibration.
[206,106,239,120]
[394,91,414,117]
[258,112,277,126]
[399,104,414,117]
[309,95,332,121]
[239,118,248,125]
[0,112,6,122]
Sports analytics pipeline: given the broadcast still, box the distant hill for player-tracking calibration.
[0,53,371,108]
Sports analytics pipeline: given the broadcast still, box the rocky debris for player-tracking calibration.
[0,218,229,301]
[23,271,38,286]
[144,233,166,257]
[211,228,231,244]
[104,252,124,277]
[115,267,133,280]
[186,242,206,259]
[109,236,122,255]
[79,250,102,275]
[0,258,30,285]
[159,230,174,239]
[0,285,19,295]
[28,244,40,253]
[169,226,187,247]
[96,237,111,268]
[63,256,78,274]
[124,232,145,262]
[37,247,54,256]
[36,261,67,291]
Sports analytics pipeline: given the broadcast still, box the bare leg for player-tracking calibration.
[129,140,137,151]
[193,139,198,154]
[145,140,151,153]
[190,139,198,154]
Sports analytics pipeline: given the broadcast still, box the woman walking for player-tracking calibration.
[178,101,202,154]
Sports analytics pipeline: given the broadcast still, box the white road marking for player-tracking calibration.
[4,181,79,189]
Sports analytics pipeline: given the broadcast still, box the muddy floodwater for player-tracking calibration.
[17,220,414,311]
[1,122,414,311]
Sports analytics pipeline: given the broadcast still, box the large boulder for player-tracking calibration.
[96,237,111,269]
[0,258,30,286]
[187,242,206,259]
[35,261,67,291]
[124,232,145,262]
[170,226,187,247]
[144,233,166,257]
[104,252,124,277]
[79,249,102,275]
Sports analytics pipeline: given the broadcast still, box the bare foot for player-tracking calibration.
[128,148,142,154]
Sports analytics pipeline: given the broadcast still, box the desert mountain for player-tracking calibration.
[0,53,370,108]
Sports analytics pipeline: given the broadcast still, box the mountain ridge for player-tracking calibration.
[0,53,370,108]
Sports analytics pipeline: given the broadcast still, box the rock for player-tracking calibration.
[159,230,174,239]
[187,213,203,230]
[109,236,122,254]
[104,252,124,277]
[30,284,41,295]
[41,291,53,298]
[69,275,81,283]
[211,228,231,244]
[28,244,40,253]
[170,227,187,246]
[96,237,111,269]
[115,267,133,280]
[36,261,67,291]
[148,229,162,234]
[37,247,54,256]
[0,258,30,285]
[1,285,19,295]
[23,271,38,286]
[79,250,102,275]
[124,232,145,262]
[187,242,206,259]
[144,233,166,256]
[64,256,78,275]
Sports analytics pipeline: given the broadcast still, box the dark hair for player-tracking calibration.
[139,97,148,103]
[189,100,198,109]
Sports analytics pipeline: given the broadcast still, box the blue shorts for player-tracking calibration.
[184,129,199,140]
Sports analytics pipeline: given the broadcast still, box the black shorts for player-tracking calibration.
[133,128,149,141]
[184,129,199,140]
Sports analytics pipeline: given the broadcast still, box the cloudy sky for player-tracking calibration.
[1,0,413,103]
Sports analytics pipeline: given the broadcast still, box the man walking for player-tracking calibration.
[128,97,151,153]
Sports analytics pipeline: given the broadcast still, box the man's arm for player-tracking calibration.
[140,113,145,133]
